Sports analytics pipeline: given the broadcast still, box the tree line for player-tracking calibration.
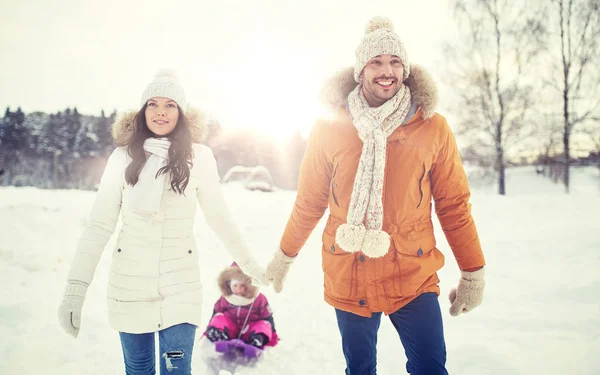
[0,107,307,191]
[2,0,599,195]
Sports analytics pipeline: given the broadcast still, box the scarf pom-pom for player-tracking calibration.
[335,224,366,253]
[362,229,391,258]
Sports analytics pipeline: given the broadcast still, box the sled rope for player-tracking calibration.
[237,299,256,339]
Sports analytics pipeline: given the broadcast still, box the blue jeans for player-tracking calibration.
[335,292,448,375]
[119,323,196,375]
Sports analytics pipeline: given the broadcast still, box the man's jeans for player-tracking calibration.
[336,292,448,375]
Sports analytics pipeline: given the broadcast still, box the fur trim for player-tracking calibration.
[319,64,438,120]
[111,107,208,147]
[217,265,259,299]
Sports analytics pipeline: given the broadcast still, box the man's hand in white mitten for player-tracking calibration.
[58,280,88,337]
[449,268,485,317]
[265,249,295,293]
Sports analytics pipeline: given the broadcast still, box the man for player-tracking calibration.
[266,17,486,375]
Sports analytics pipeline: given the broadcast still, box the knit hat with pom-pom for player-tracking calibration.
[140,69,187,110]
[354,17,410,82]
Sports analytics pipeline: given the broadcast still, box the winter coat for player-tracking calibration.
[213,264,275,329]
[279,66,486,317]
[67,109,243,333]
[212,294,273,328]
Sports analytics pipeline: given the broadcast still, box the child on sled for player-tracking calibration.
[205,262,279,349]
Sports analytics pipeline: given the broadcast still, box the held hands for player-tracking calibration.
[449,268,485,316]
[265,248,296,293]
[237,260,270,287]
[57,280,88,337]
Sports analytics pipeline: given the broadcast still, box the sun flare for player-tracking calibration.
[195,45,326,142]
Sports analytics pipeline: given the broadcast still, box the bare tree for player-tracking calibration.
[444,0,546,195]
[535,115,563,177]
[549,0,600,192]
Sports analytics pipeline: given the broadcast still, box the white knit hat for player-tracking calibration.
[140,69,187,110]
[354,17,410,82]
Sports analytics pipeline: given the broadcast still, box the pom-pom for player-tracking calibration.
[154,68,179,80]
[362,229,391,258]
[365,16,394,34]
[335,223,366,252]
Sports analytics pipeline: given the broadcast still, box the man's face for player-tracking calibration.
[359,54,405,107]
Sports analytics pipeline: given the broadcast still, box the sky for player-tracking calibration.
[0,165,599,374]
[0,0,455,139]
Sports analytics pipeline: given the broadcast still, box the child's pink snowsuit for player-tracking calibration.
[207,293,278,346]
[204,262,279,347]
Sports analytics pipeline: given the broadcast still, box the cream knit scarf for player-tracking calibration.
[129,137,171,215]
[336,84,411,258]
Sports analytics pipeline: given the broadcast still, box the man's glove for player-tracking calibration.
[57,280,88,337]
[449,268,485,316]
[265,249,295,293]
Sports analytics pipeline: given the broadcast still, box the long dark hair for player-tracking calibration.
[125,104,193,194]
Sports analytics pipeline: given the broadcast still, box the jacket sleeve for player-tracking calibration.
[67,147,127,284]
[195,145,257,267]
[255,294,276,331]
[213,297,226,314]
[279,121,332,257]
[429,119,485,271]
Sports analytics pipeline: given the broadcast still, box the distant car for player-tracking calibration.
[223,165,273,192]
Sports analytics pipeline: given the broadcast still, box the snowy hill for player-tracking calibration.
[0,166,598,374]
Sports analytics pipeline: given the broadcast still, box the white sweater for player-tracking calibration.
[68,144,251,333]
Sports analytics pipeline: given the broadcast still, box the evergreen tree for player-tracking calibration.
[0,107,27,150]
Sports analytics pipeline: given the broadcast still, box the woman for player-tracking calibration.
[57,69,268,374]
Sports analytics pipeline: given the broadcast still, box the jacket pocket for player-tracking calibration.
[321,230,356,299]
[391,220,440,296]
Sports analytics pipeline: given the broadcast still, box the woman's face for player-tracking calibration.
[231,282,247,296]
[144,97,179,136]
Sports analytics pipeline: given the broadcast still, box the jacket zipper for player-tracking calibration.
[416,162,426,209]
[349,254,358,298]
[331,163,340,207]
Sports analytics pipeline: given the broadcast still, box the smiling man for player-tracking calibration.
[266,17,487,374]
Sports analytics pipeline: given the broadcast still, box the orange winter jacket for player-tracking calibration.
[279,66,486,317]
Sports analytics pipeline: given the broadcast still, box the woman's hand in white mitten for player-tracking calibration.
[57,280,88,337]
[265,249,295,293]
[237,260,270,287]
[449,268,485,317]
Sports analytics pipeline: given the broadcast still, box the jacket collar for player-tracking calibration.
[319,64,439,121]
[111,107,208,146]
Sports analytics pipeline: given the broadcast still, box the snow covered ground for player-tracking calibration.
[0,166,598,374]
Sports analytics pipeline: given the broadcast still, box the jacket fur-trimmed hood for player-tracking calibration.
[217,264,259,300]
[319,64,439,120]
[111,107,208,146]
